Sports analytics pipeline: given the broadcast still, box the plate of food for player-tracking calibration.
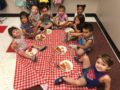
[55,46,67,55]
[44,29,52,35]
[64,27,74,33]
[25,47,38,57]
[35,34,46,41]
[59,60,73,72]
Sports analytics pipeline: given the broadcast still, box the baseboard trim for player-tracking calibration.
[86,13,120,60]
[0,13,119,60]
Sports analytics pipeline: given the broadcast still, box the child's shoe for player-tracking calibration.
[39,46,47,51]
[69,44,77,49]
[74,56,82,63]
[55,76,65,85]
[31,55,37,62]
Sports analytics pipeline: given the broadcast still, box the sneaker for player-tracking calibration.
[69,44,77,49]
[55,76,65,85]
[74,56,82,63]
[31,55,37,62]
[39,46,47,51]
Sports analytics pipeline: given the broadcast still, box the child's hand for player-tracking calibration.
[11,41,18,50]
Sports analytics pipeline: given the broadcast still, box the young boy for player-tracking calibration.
[69,22,94,62]
[20,11,40,39]
[55,54,114,90]
[8,26,47,62]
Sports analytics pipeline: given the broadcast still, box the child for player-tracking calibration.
[8,26,47,62]
[20,11,39,39]
[29,5,41,26]
[74,4,86,17]
[40,4,53,30]
[55,54,114,90]
[64,14,85,42]
[69,22,94,62]
[53,5,69,28]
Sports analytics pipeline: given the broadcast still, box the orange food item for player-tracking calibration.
[59,63,66,70]
[55,47,62,53]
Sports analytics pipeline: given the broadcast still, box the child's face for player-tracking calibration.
[12,29,21,38]
[95,58,110,72]
[21,16,28,24]
[74,17,80,25]
[77,6,84,14]
[42,7,48,15]
[82,29,92,38]
[58,8,65,16]
[31,6,38,15]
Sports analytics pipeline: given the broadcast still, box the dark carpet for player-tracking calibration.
[89,22,120,90]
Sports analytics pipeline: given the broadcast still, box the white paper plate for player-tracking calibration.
[59,60,73,72]
[35,34,46,41]
[55,46,67,55]
[45,29,52,35]
[64,27,74,33]
[25,48,38,57]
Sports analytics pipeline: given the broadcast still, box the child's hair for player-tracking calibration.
[77,4,86,11]
[8,26,18,38]
[19,11,29,21]
[31,5,38,10]
[40,3,49,11]
[58,5,66,11]
[82,22,94,32]
[74,14,85,24]
[98,54,114,67]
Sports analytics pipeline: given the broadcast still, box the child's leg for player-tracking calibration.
[17,50,37,62]
[80,54,91,69]
[45,23,53,29]
[32,45,47,51]
[62,76,87,86]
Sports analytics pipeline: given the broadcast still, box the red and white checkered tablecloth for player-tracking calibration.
[14,30,96,90]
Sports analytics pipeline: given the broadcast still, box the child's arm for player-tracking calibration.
[22,29,31,36]
[78,39,93,49]
[70,32,83,37]
[62,76,87,86]
[11,40,18,50]
[99,75,111,90]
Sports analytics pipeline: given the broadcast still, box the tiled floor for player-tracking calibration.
[0,17,96,90]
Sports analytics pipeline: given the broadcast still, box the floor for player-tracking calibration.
[0,17,97,90]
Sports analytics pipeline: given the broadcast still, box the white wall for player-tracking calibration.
[0,0,27,13]
[97,0,120,51]
[0,0,98,13]
[51,0,98,13]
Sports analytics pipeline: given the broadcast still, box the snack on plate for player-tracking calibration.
[59,60,73,72]
[65,28,74,33]
[35,34,46,41]
[44,29,52,34]
[55,46,66,54]
[25,48,38,57]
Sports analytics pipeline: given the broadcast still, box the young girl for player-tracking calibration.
[20,11,39,39]
[74,4,86,17]
[29,5,41,26]
[40,4,53,30]
[53,5,69,28]
[64,14,85,42]
[69,22,94,62]
[8,27,47,62]
[55,54,114,90]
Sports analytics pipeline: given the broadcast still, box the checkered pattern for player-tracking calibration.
[14,30,96,90]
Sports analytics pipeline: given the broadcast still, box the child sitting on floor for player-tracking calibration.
[8,26,47,62]
[55,54,114,90]
[20,11,39,39]
[69,22,94,62]
[74,4,86,17]
[40,4,53,30]
[29,5,41,26]
[53,5,69,29]
[64,14,85,42]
